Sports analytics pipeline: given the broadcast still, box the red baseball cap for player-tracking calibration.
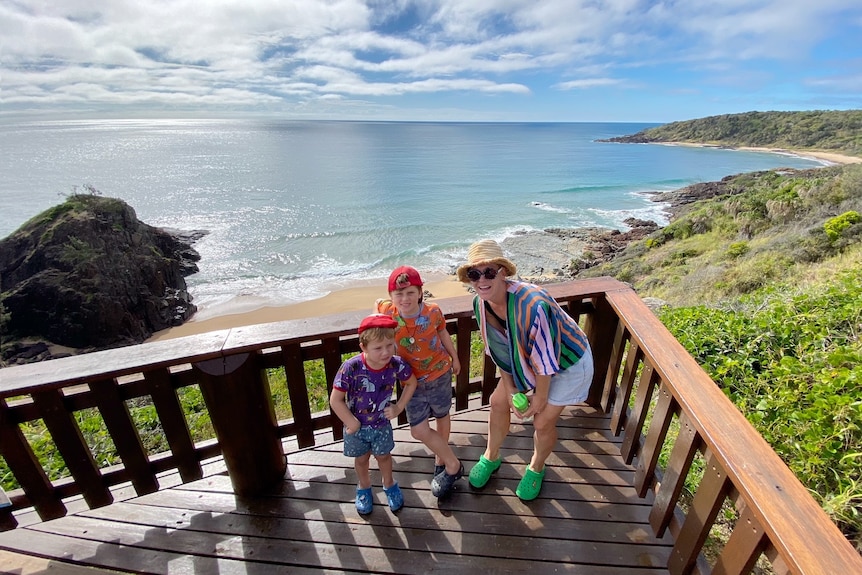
[358,313,398,334]
[388,265,423,292]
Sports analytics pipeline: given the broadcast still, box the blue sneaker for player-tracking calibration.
[355,487,373,515]
[383,482,404,512]
[434,464,445,477]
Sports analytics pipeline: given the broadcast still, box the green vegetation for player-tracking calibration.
[581,156,862,547]
[619,110,862,157]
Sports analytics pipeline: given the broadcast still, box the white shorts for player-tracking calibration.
[547,344,594,406]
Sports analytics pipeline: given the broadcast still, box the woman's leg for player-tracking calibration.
[528,404,565,472]
[483,383,512,461]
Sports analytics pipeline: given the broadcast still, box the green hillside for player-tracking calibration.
[582,114,862,549]
[607,110,862,157]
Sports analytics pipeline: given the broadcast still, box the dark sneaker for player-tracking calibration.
[355,487,373,515]
[431,463,464,498]
[434,464,445,477]
[383,482,404,512]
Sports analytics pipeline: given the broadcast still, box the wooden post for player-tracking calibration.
[194,353,286,495]
[582,294,620,408]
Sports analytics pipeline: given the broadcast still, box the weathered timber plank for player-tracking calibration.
[0,549,132,574]
[160,476,655,525]
[0,527,348,575]
[68,502,672,569]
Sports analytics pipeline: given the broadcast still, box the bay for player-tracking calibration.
[0,119,826,318]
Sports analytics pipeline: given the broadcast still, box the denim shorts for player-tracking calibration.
[406,371,453,426]
[342,425,395,457]
[547,344,595,406]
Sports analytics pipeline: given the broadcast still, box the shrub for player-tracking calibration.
[726,241,749,259]
[824,211,861,242]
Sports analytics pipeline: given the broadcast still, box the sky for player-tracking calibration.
[1,0,861,123]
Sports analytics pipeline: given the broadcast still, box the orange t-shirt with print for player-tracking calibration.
[376,300,452,384]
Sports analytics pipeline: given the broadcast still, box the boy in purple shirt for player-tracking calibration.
[330,314,417,514]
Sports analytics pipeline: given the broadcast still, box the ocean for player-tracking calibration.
[0,119,827,319]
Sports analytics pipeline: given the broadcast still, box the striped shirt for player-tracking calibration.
[473,280,589,392]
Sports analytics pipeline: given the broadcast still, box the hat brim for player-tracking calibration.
[456,257,517,283]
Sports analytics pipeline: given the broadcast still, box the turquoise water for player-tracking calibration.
[0,119,826,316]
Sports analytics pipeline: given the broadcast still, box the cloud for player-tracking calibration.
[556,78,625,90]
[1,0,860,119]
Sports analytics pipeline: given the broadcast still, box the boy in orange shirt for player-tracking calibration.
[376,266,464,498]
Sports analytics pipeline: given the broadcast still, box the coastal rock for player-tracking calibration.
[491,218,660,283]
[0,193,204,364]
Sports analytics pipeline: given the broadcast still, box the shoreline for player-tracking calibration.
[657,142,862,165]
[149,144,859,342]
[147,276,471,341]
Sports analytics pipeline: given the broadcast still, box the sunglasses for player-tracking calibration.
[466,266,502,282]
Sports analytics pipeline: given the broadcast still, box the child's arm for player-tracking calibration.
[329,387,361,434]
[438,327,461,376]
[384,374,417,420]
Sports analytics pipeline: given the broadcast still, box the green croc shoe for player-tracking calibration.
[516,466,545,501]
[468,455,502,489]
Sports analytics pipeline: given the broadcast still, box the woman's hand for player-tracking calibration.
[523,393,548,419]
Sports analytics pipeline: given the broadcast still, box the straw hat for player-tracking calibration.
[456,239,517,283]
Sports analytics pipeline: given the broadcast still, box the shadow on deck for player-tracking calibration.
[0,402,672,574]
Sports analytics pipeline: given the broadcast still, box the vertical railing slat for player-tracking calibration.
[145,368,202,483]
[321,336,345,441]
[634,382,677,497]
[711,504,767,575]
[31,389,113,509]
[668,450,730,575]
[281,343,314,448]
[600,322,628,413]
[89,378,158,495]
[0,399,66,524]
[649,411,699,537]
[454,316,472,411]
[610,341,641,435]
[620,363,659,464]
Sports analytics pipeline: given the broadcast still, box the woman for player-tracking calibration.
[457,239,594,501]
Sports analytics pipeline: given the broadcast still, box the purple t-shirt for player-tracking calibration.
[332,354,413,429]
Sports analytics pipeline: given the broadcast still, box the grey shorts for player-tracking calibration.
[406,371,453,426]
[547,344,595,406]
[342,425,395,457]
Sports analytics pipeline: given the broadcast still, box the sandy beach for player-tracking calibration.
[658,142,862,165]
[147,276,471,341]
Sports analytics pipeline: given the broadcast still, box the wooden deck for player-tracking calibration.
[0,403,672,574]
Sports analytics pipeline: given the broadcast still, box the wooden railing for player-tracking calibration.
[0,277,860,574]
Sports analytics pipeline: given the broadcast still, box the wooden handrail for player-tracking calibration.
[1,277,860,574]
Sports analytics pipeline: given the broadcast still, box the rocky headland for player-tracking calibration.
[0,194,204,364]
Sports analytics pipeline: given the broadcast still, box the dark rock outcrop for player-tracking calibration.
[1,194,204,364]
